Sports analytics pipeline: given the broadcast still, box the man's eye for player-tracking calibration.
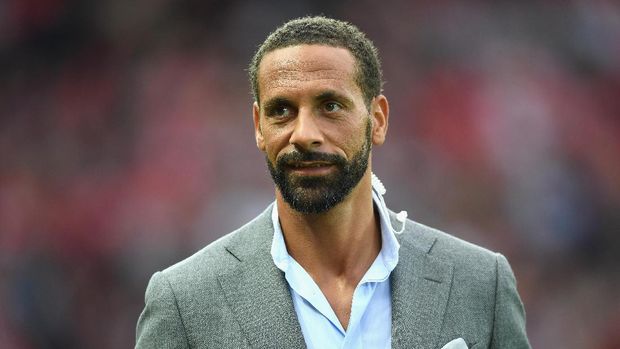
[324,102,342,113]
[270,106,291,118]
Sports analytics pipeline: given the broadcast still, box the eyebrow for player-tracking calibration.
[315,91,354,106]
[261,90,354,111]
[262,97,292,112]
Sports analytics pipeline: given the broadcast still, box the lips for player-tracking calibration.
[287,161,332,168]
[276,151,345,176]
[286,161,335,175]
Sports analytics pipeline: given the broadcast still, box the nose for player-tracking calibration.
[289,108,323,150]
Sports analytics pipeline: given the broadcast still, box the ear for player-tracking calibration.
[253,101,266,151]
[370,95,389,145]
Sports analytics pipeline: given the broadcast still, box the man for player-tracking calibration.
[136,16,530,348]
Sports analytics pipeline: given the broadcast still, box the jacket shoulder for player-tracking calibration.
[137,207,274,349]
[160,204,274,287]
[395,214,501,272]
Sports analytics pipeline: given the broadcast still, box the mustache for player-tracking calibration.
[276,150,347,167]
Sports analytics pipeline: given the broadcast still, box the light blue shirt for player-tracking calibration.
[270,192,401,349]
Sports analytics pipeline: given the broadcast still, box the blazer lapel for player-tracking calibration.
[217,206,306,348]
[391,220,454,349]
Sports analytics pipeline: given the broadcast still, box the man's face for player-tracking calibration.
[253,44,387,214]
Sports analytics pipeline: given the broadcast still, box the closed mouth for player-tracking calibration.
[288,161,333,168]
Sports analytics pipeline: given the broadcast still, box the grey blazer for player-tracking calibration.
[136,205,530,348]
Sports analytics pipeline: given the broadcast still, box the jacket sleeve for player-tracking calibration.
[490,254,531,349]
[136,271,190,349]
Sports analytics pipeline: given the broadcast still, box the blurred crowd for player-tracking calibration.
[1,1,619,348]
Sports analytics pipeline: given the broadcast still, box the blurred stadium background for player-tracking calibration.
[1,1,619,348]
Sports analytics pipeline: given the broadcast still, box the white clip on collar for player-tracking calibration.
[371,172,407,234]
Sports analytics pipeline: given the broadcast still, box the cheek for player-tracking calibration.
[328,119,369,155]
[261,126,291,159]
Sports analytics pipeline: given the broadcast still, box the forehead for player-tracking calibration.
[257,45,360,101]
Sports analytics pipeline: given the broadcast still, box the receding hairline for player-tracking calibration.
[258,44,358,76]
[249,16,383,107]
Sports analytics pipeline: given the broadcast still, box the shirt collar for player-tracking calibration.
[270,193,400,281]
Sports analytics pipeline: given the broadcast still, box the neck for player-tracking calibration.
[276,170,381,284]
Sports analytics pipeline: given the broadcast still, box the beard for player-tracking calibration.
[266,119,372,214]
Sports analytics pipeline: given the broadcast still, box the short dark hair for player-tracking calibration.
[249,16,383,107]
